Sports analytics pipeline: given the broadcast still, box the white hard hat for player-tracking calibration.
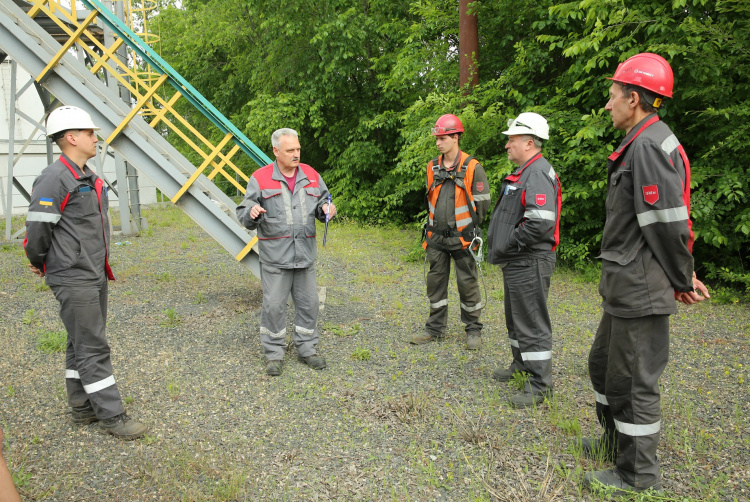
[502,112,549,140]
[46,106,100,137]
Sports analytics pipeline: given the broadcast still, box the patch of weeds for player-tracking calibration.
[141,434,158,445]
[36,329,67,353]
[156,271,174,282]
[160,308,181,327]
[7,384,15,397]
[387,391,433,424]
[449,402,490,445]
[351,347,371,361]
[1,244,13,252]
[491,289,504,301]
[509,371,530,392]
[324,322,361,337]
[11,463,32,489]
[193,292,207,304]
[124,396,134,405]
[213,471,246,501]
[31,435,41,445]
[167,379,180,400]
[22,309,39,326]
[403,243,425,263]
[34,282,50,292]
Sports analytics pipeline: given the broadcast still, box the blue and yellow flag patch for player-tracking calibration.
[39,198,53,206]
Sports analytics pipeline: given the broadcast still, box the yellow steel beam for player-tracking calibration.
[106,73,168,144]
[26,0,47,19]
[91,37,125,74]
[171,132,234,203]
[36,10,99,82]
[235,236,259,262]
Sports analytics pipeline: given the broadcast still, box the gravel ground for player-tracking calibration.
[0,205,748,501]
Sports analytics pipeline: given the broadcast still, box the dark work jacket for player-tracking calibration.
[598,114,694,318]
[24,153,113,286]
[487,153,561,265]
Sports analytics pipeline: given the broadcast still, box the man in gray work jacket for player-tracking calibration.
[581,53,709,495]
[487,112,561,408]
[237,128,336,376]
[24,106,148,440]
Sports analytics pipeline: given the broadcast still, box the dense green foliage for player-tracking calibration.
[153,0,750,293]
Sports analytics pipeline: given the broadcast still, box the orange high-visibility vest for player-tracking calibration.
[423,151,480,250]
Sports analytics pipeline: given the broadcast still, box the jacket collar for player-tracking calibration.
[608,113,660,162]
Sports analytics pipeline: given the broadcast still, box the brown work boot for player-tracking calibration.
[466,332,482,350]
[71,402,98,425]
[100,413,148,440]
[410,332,441,345]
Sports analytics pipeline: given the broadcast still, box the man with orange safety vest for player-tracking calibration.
[237,128,335,377]
[487,112,561,408]
[24,106,148,440]
[411,114,491,350]
[581,53,710,495]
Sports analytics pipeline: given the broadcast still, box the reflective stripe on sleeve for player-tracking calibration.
[548,167,557,181]
[456,216,473,227]
[521,350,552,362]
[615,419,661,437]
[473,193,490,201]
[260,326,287,339]
[637,206,689,227]
[661,134,680,155]
[460,301,483,312]
[524,209,556,221]
[65,369,80,379]
[509,339,519,348]
[83,375,116,394]
[594,391,609,406]
[26,211,62,224]
[430,299,448,309]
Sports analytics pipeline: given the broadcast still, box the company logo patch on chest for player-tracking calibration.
[642,184,659,205]
[535,194,547,206]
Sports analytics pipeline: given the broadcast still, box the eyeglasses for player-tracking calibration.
[431,126,459,135]
[507,119,532,129]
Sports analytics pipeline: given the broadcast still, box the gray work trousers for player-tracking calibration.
[260,263,320,361]
[588,312,669,489]
[50,280,124,420]
[502,257,555,395]
[425,245,483,336]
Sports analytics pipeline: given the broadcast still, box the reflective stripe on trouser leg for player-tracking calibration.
[290,265,320,358]
[502,258,555,394]
[452,249,483,333]
[260,264,295,361]
[425,246,451,336]
[51,281,124,420]
[596,313,670,489]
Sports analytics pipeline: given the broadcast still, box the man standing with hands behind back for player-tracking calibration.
[237,128,335,377]
[582,53,709,495]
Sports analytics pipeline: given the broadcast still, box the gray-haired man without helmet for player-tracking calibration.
[487,112,561,408]
[24,106,148,440]
[237,128,335,377]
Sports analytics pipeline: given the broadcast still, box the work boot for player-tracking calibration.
[579,436,617,463]
[71,402,98,425]
[491,366,517,382]
[583,468,663,496]
[100,413,148,440]
[410,331,441,345]
[298,354,327,370]
[466,332,482,350]
[509,391,548,408]
[266,360,283,376]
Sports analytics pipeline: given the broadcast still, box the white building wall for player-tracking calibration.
[1,59,157,217]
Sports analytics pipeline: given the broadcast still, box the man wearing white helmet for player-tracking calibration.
[487,112,561,408]
[24,106,148,440]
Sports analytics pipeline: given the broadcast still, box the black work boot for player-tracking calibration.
[71,402,98,425]
[491,366,517,382]
[579,434,617,463]
[266,360,283,376]
[298,354,326,370]
[583,468,663,496]
[100,413,148,440]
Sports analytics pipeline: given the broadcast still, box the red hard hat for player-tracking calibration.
[608,52,674,98]
[431,114,464,136]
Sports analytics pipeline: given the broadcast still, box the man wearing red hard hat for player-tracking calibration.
[581,53,710,495]
[413,114,491,350]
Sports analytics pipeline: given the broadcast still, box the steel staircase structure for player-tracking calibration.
[0,0,271,277]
